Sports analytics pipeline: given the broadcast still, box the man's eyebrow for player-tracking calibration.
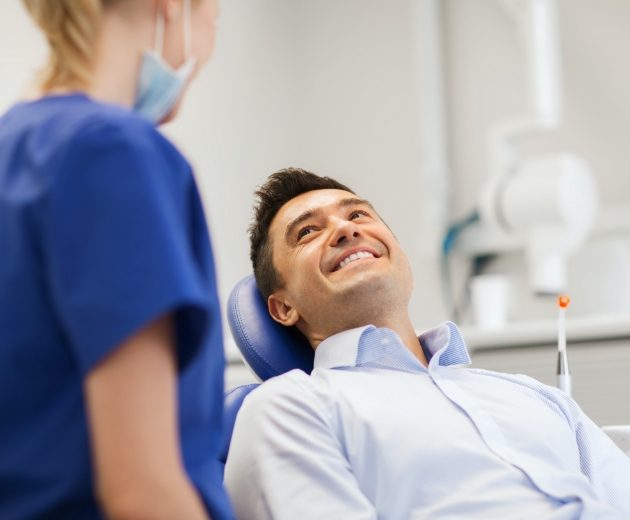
[285,209,320,242]
[284,197,375,242]
[338,197,374,210]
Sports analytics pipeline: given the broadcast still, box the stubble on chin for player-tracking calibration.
[321,273,404,331]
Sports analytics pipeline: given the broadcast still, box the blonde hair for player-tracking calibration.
[22,0,104,91]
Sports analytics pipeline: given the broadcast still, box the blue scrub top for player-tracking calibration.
[0,94,233,519]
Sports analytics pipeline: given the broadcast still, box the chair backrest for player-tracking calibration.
[227,274,314,380]
[219,383,259,467]
[220,274,315,474]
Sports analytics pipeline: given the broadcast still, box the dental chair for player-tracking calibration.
[219,274,314,471]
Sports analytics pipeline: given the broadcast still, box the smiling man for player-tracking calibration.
[224,168,630,520]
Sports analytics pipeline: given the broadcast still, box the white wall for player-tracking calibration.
[0,4,47,111]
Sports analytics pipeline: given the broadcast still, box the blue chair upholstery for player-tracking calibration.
[219,383,259,468]
[227,274,314,380]
[221,274,315,473]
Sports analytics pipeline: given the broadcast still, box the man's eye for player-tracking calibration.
[350,210,369,220]
[297,226,316,241]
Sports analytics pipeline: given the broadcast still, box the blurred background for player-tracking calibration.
[2,0,629,424]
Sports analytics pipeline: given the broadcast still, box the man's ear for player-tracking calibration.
[267,292,300,327]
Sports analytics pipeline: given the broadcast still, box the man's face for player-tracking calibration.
[267,189,413,338]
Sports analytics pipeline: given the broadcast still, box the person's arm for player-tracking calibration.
[85,314,209,520]
[224,374,377,520]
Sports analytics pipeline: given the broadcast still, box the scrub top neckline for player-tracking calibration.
[21,92,90,105]
[21,92,136,114]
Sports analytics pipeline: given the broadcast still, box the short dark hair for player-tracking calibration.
[249,168,355,300]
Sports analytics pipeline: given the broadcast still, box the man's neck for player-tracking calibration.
[377,315,428,367]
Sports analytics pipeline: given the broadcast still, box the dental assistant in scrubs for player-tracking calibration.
[0,1,232,518]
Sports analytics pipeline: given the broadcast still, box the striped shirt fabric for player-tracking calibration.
[225,322,630,519]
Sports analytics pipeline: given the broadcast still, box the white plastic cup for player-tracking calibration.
[470,275,509,330]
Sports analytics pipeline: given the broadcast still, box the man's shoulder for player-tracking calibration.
[236,369,341,429]
[242,369,317,407]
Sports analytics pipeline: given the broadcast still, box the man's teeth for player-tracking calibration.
[337,251,375,270]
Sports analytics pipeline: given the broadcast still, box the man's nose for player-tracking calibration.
[329,219,360,247]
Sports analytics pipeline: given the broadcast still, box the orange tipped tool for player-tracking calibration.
[557,294,571,395]
[558,295,571,309]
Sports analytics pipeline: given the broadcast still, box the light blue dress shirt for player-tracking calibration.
[225,322,630,519]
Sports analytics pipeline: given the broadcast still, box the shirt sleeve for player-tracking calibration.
[44,120,211,375]
[571,406,630,514]
[224,372,377,520]
[547,386,630,515]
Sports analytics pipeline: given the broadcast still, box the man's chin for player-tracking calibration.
[332,269,391,298]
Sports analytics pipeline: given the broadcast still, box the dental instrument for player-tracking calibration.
[557,295,571,395]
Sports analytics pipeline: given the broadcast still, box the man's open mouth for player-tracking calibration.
[334,250,377,271]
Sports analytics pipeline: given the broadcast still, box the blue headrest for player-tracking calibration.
[219,383,259,468]
[227,274,314,380]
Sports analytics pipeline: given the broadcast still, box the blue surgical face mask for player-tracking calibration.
[134,0,196,123]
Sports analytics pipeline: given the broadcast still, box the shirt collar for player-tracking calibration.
[314,325,373,369]
[314,321,471,370]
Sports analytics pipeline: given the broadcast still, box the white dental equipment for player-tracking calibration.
[458,0,598,296]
